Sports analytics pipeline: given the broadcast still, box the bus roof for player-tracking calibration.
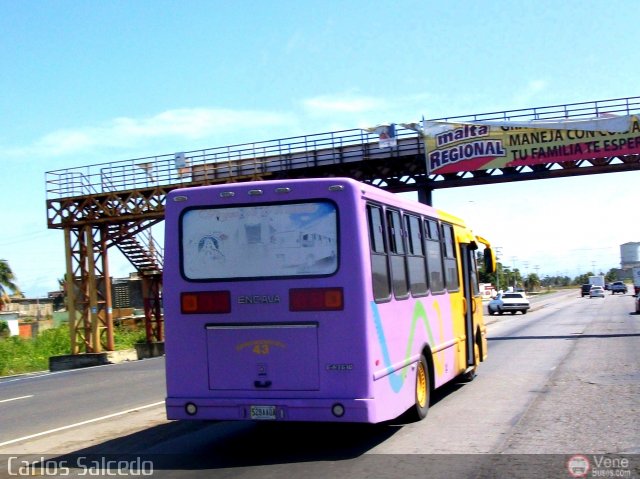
[168,176,470,229]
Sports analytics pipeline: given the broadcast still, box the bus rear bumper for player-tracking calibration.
[166,397,375,423]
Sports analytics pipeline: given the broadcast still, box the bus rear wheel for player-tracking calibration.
[411,354,430,421]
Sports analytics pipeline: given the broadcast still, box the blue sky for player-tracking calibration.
[2,0,639,296]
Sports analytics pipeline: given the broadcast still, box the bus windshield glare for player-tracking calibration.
[181,201,338,279]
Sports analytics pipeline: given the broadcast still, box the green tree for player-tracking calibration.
[605,268,618,283]
[52,276,66,311]
[0,260,21,311]
[524,273,541,292]
[575,272,593,285]
[477,252,495,284]
[0,320,9,338]
[500,267,523,290]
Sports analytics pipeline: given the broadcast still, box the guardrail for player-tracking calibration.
[435,95,640,122]
[45,127,423,200]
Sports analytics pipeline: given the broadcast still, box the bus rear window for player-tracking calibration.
[181,201,338,280]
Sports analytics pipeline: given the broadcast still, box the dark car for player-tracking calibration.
[610,281,627,295]
[581,284,592,297]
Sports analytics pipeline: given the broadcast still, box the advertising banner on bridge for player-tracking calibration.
[422,114,640,174]
[365,123,397,148]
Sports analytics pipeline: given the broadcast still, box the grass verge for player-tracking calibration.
[0,324,147,376]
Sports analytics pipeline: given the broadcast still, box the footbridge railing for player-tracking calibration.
[45,95,640,201]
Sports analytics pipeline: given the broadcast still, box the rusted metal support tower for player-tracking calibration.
[142,272,164,344]
[63,225,114,353]
[48,183,170,352]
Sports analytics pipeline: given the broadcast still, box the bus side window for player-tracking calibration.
[424,219,445,293]
[386,209,409,300]
[404,214,427,296]
[471,250,480,296]
[442,223,459,291]
[367,204,391,301]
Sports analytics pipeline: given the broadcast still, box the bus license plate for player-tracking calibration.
[250,405,276,420]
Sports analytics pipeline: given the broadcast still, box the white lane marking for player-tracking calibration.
[0,395,33,404]
[0,355,165,384]
[0,400,165,447]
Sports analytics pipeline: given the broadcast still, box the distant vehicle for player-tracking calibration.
[488,291,530,315]
[588,275,605,288]
[604,283,611,291]
[633,267,640,295]
[635,292,640,314]
[581,284,592,297]
[589,286,605,298]
[610,281,628,295]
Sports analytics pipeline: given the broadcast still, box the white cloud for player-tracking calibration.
[300,92,437,133]
[6,93,433,163]
[302,94,386,115]
[8,108,295,158]
[512,79,548,107]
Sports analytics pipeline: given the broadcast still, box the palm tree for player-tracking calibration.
[0,259,21,311]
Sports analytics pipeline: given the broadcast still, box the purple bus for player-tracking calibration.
[164,177,495,423]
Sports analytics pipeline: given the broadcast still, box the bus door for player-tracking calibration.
[459,243,478,367]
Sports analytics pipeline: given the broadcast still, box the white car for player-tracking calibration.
[488,291,530,315]
[589,286,605,298]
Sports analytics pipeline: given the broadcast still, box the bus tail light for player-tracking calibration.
[289,288,344,311]
[181,291,231,314]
